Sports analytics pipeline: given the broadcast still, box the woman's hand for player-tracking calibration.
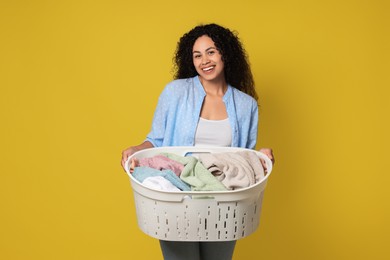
[121,146,139,170]
[259,148,275,164]
[259,148,275,173]
[121,141,154,171]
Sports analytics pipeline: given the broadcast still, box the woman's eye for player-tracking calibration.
[208,51,215,55]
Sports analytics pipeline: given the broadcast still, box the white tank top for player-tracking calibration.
[194,117,232,147]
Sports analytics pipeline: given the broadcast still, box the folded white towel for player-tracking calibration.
[142,176,181,192]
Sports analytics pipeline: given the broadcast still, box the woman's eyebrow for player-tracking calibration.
[192,47,216,53]
[205,47,216,51]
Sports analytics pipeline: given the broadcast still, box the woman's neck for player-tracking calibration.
[198,76,227,97]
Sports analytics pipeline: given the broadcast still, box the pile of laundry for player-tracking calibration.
[129,151,268,192]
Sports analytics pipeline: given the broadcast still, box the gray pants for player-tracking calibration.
[159,240,236,260]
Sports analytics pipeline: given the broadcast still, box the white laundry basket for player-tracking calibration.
[124,146,273,241]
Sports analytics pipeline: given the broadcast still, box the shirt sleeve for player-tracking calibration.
[247,100,259,149]
[145,84,172,147]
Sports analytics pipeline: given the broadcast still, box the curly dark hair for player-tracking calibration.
[173,23,258,101]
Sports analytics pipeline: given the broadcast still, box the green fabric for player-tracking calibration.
[162,153,227,191]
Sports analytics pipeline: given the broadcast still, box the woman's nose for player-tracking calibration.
[201,56,210,65]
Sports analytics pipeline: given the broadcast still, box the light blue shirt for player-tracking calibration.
[146,76,259,149]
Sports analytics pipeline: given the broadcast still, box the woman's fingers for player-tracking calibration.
[121,147,134,170]
[259,148,275,165]
[259,158,268,174]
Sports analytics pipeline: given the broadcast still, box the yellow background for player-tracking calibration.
[1,0,389,259]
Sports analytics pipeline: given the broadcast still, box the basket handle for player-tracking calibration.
[180,148,217,157]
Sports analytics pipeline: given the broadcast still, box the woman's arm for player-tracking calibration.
[121,141,154,170]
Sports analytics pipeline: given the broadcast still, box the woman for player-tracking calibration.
[121,23,274,260]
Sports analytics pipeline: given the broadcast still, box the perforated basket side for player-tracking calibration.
[132,187,265,241]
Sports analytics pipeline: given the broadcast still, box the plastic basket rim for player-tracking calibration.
[125,146,273,195]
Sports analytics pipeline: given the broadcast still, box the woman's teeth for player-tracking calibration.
[203,66,214,71]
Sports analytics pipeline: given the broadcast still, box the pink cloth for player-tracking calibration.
[139,155,184,176]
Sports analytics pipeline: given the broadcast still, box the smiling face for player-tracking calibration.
[192,35,225,83]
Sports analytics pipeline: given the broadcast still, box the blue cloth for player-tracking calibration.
[132,166,191,191]
[146,76,258,149]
